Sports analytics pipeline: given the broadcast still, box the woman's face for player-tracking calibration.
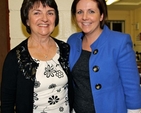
[27,2,56,37]
[75,0,103,34]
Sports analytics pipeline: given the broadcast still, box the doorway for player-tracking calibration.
[0,0,10,82]
[106,20,125,33]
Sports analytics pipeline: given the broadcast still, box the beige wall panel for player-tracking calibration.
[56,0,72,10]
[134,7,141,52]
[10,11,29,49]
[9,0,22,10]
[8,0,141,52]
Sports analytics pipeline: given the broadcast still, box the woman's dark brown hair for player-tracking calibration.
[71,0,108,29]
[20,0,59,34]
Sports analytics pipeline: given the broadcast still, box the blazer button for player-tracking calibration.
[95,84,102,90]
[93,66,99,72]
[93,49,98,55]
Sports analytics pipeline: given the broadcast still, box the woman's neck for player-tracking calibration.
[82,28,103,51]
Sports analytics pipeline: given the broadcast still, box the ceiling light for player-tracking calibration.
[106,0,120,5]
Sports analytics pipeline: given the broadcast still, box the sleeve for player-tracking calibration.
[117,34,141,109]
[128,109,141,113]
[1,51,18,113]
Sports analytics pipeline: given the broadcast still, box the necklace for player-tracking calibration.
[44,54,48,59]
[28,37,52,60]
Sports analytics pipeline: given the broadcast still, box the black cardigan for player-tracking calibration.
[1,38,73,113]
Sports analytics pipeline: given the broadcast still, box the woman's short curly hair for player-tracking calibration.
[20,0,59,34]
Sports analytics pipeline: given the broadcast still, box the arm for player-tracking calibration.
[117,34,141,109]
[128,109,141,113]
[1,51,17,113]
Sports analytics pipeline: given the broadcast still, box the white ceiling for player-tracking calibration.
[107,0,141,10]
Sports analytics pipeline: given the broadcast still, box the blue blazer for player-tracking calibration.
[67,25,141,113]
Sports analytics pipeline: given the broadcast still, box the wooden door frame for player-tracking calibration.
[0,0,10,82]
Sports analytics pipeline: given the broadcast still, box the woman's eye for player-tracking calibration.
[34,12,40,15]
[47,11,55,16]
[89,10,95,14]
[76,11,82,14]
[48,12,54,15]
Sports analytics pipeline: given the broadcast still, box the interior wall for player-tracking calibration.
[134,7,141,52]
[9,0,141,52]
[9,0,77,49]
[108,10,133,39]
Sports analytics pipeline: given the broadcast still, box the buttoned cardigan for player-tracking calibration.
[1,38,73,113]
[67,25,141,113]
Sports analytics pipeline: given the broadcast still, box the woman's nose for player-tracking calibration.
[42,14,48,22]
[82,13,88,20]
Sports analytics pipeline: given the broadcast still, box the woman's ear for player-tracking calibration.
[26,20,29,26]
[100,13,104,21]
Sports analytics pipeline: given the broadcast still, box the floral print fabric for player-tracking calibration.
[33,46,69,113]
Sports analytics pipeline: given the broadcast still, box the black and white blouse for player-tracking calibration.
[33,45,69,113]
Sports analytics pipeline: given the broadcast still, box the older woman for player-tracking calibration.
[1,0,73,113]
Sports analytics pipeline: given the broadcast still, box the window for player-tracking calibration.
[106,20,125,33]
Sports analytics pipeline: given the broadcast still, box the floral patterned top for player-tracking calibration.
[33,45,69,113]
[1,38,73,113]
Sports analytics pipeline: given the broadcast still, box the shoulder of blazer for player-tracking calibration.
[68,32,83,42]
